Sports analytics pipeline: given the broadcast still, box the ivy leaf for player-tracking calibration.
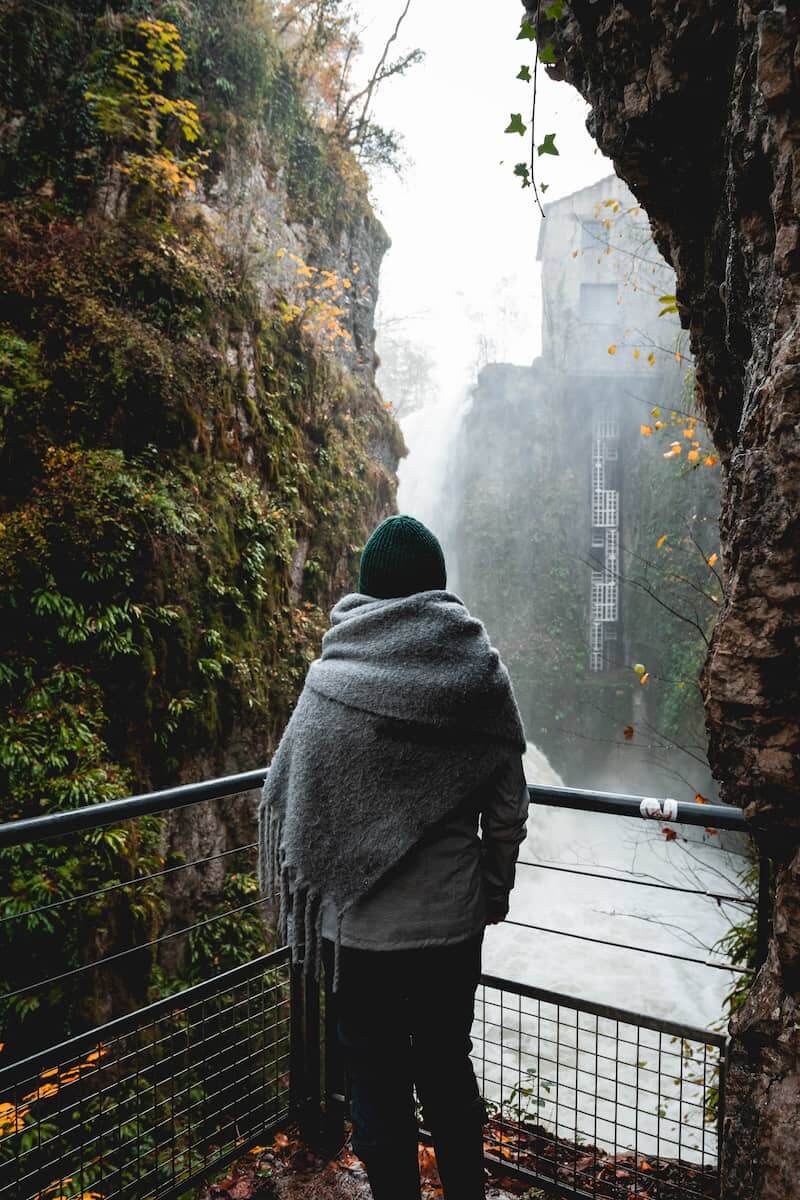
[505,113,528,136]
[538,42,556,64]
[545,0,564,17]
[517,64,532,82]
[540,182,549,192]
[513,162,531,188]
[537,132,559,156]
[517,18,536,40]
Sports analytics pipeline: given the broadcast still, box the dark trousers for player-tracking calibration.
[321,931,487,1200]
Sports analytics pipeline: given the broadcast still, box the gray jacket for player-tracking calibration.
[320,751,529,949]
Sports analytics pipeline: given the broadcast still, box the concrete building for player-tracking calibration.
[536,176,682,672]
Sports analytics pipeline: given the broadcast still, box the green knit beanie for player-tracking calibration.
[358,515,447,599]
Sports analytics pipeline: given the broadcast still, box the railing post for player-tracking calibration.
[289,961,306,1119]
[289,962,323,1146]
[303,966,322,1145]
[755,853,771,970]
[322,954,347,1154]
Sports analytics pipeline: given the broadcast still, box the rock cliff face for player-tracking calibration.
[0,1,402,1035]
[523,2,799,1193]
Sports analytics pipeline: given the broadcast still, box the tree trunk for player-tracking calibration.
[520,2,800,1195]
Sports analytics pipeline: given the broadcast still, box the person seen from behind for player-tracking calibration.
[258,514,529,1199]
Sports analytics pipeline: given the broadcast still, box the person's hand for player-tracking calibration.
[485,897,509,925]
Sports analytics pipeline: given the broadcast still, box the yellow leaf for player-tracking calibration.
[342,278,352,289]
[633,348,641,360]
[654,420,665,430]
[707,552,719,567]
[640,424,653,436]
[675,351,682,363]
[633,663,646,677]
[647,351,656,367]
[695,793,709,805]
[651,407,661,417]
[687,449,700,462]
[656,534,667,549]
[607,344,617,355]
[275,248,286,259]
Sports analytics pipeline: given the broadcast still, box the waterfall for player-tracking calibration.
[396,385,473,593]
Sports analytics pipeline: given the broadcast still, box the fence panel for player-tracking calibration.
[474,974,724,1200]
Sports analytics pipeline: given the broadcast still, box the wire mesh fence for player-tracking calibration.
[0,769,757,1200]
[474,974,724,1199]
[0,776,296,1200]
[0,950,291,1200]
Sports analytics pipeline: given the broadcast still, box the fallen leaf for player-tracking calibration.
[662,828,678,841]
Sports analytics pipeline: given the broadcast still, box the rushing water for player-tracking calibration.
[397,395,744,1162]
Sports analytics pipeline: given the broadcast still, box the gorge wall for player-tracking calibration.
[0,0,401,1039]
[522,2,800,1194]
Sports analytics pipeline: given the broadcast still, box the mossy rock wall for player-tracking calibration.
[0,0,402,1041]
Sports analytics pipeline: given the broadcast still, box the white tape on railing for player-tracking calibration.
[639,796,679,821]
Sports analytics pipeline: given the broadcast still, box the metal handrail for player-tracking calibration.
[0,771,748,849]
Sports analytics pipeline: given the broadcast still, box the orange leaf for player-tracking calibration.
[640,424,653,436]
[703,454,718,467]
[607,344,617,356]
[705,827,719,836]
[639,672,650,685]
[707,552,719,567]
[662,827,678,841]
[623,725,634,741]
[687,449,700,462]
[656,534,667,549]
[695,793,709,805]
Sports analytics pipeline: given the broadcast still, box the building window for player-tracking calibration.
[579,283,618,324]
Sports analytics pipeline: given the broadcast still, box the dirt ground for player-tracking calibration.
[197,1126,540,1200]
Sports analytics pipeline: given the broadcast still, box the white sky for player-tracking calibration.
[353,0,613,394]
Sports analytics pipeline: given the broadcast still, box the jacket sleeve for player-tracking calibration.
[479,753,529,909]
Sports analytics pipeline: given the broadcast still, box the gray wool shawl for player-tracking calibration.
[257,589,526,991]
